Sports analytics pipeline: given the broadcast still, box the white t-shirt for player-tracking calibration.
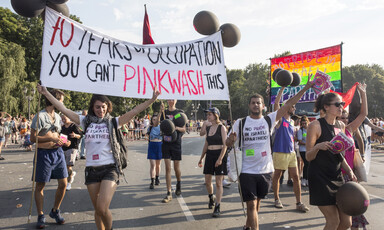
[229,112,277,174]
[79,115,118,167]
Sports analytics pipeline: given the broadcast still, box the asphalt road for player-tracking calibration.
[0,134,383,229]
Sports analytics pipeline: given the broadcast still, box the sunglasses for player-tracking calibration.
[328,102,345,108]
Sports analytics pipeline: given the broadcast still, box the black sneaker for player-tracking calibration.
[175,182,181,196]
[155,178,160,186]
[49,209,65,225]
[36,214,46,229]
[149,183,154,189]
[208,195,215,209]
[287,179,293,186]
[212,204,220,217]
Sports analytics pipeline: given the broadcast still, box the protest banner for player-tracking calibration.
[40,7,229,100]
[270,44,342,104]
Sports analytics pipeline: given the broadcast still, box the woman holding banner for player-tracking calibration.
[306,83,367,229]
[37,84,160,230]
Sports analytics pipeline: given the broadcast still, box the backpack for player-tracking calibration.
[112,118,128,169]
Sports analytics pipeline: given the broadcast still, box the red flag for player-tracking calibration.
[143,5,155,45]
[330,82,359,109]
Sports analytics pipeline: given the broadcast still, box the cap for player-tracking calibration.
[204,107,220,117]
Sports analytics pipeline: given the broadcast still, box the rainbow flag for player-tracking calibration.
[270,44,342,104]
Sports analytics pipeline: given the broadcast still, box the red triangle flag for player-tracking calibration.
[143,5,155,45]
[330,82,359,109]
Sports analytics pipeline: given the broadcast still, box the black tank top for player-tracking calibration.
[206,125,223,146]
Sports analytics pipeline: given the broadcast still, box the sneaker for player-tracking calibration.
[223,179,231,188]
[296,202,310,212]
[49,209,65,224]
[212,203,220,217]
[274,199,283,209]
[69,171,76,184]
[66,183,72,191]
[162,194,172,203]
[301,179,307,187]
[36,214,46,229]
[175,183,181,196]
[287,179,293,186]
[155,178,160,186]
[208,195,216,209]
[80,156,86,159]
[149,183,154,189]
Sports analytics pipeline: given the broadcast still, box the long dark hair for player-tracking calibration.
[314,93,339,113]
[88,94,113,116]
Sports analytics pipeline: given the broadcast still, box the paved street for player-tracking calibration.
[0,134,383,229]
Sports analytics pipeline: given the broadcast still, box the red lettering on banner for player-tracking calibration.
[181,71,191,96]
[198,70,205,95]
[143,67,155,94]
[169,71,181,94]
[50,16,74,47]
[157,70,170,94]
[123,65,136,92]
[187,70,198,95]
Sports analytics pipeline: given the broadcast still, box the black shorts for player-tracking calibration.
[239,173,273,201]
[85,164,119,185]
[162,143,182,161]
[203,149,227,175]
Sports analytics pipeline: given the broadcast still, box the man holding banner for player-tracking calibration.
[226,77,314,230]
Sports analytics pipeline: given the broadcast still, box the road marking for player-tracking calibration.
[371,161,384,166]
[369,193,384,201]
[172,185,195,221]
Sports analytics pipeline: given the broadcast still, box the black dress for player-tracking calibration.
[308,118,344,206]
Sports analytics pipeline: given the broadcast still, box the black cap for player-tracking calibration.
[204,107,220,117]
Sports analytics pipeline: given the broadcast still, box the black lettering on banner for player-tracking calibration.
[158,48,170,65]
[87,60,96,82]
[98,37,112,58]
[147,48,160,64]
[166,47,177,64]
[123,45,132,61]
[49,51,61,75]
[217,74,224,89]
[183,44,191,65]
[88,32,97,55]
[78,30,88,50]
[174,45,183,64]
[71,56,80,78]
[189,43,200,66]
[58,54,70,77]
[194,40,204,66]
[112,41,122,59]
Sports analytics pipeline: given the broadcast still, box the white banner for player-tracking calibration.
[40,7,229,101]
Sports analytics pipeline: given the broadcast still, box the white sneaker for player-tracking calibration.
[301,179,308,187]
[223,179,231,187]
[66,183,72,191]
[69,171,76,184]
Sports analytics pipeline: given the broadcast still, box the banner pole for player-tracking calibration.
[28,93,41,223]
[228,99,246,217]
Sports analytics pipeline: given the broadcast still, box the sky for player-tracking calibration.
[1,0,384,70]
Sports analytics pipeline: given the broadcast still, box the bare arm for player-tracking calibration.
[198,140,208,166]
[273,87,285,111]
[354,129,365,156]
[346,83,367,133]
[276,74,315,121]
[37,84,80,124]
[200,121,211,136]
[118,86,160,126]
[341,158,357,181]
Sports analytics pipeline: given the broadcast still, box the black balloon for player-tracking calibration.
[193,11,220,35]
[290,72,301,87]
[48,0,69,3]
[220,23,241,48]
[173,112,188,127]
[336,182,369,216]
[275,70,293,87]
[160,119,175,136]
[11,0,46,18]
[272,68,283,82]
[46,2,70,17]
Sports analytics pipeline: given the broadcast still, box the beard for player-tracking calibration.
[250,110,262,116]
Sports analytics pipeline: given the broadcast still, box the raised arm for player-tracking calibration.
[37,84,80,124]
[118,86,160,126]
[346,83,367,133]
[276,74,315,121]
[273,87,285,111]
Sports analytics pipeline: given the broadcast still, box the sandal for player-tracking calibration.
[0,157,5,160]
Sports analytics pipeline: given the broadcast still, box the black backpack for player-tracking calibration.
[112,118,128,169]
[238,115,273,149]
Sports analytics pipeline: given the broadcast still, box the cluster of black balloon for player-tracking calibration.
[272,68,301,87]
[160,112,188,142]
[11,0,69,18]
[193,11,241,48]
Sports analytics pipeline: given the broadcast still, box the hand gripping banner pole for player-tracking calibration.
[27,93,41,223]
[228,99,246,217]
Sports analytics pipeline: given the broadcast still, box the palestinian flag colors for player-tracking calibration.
[270,44,342,104]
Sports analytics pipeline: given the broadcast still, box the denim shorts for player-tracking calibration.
[0,137,4,143]
[85,164,119,185]
[147,141,162,160]
[33,148,68,183]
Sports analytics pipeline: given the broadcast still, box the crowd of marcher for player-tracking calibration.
[1,79,380,230]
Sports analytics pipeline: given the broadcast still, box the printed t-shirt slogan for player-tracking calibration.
[40,7,229,100]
